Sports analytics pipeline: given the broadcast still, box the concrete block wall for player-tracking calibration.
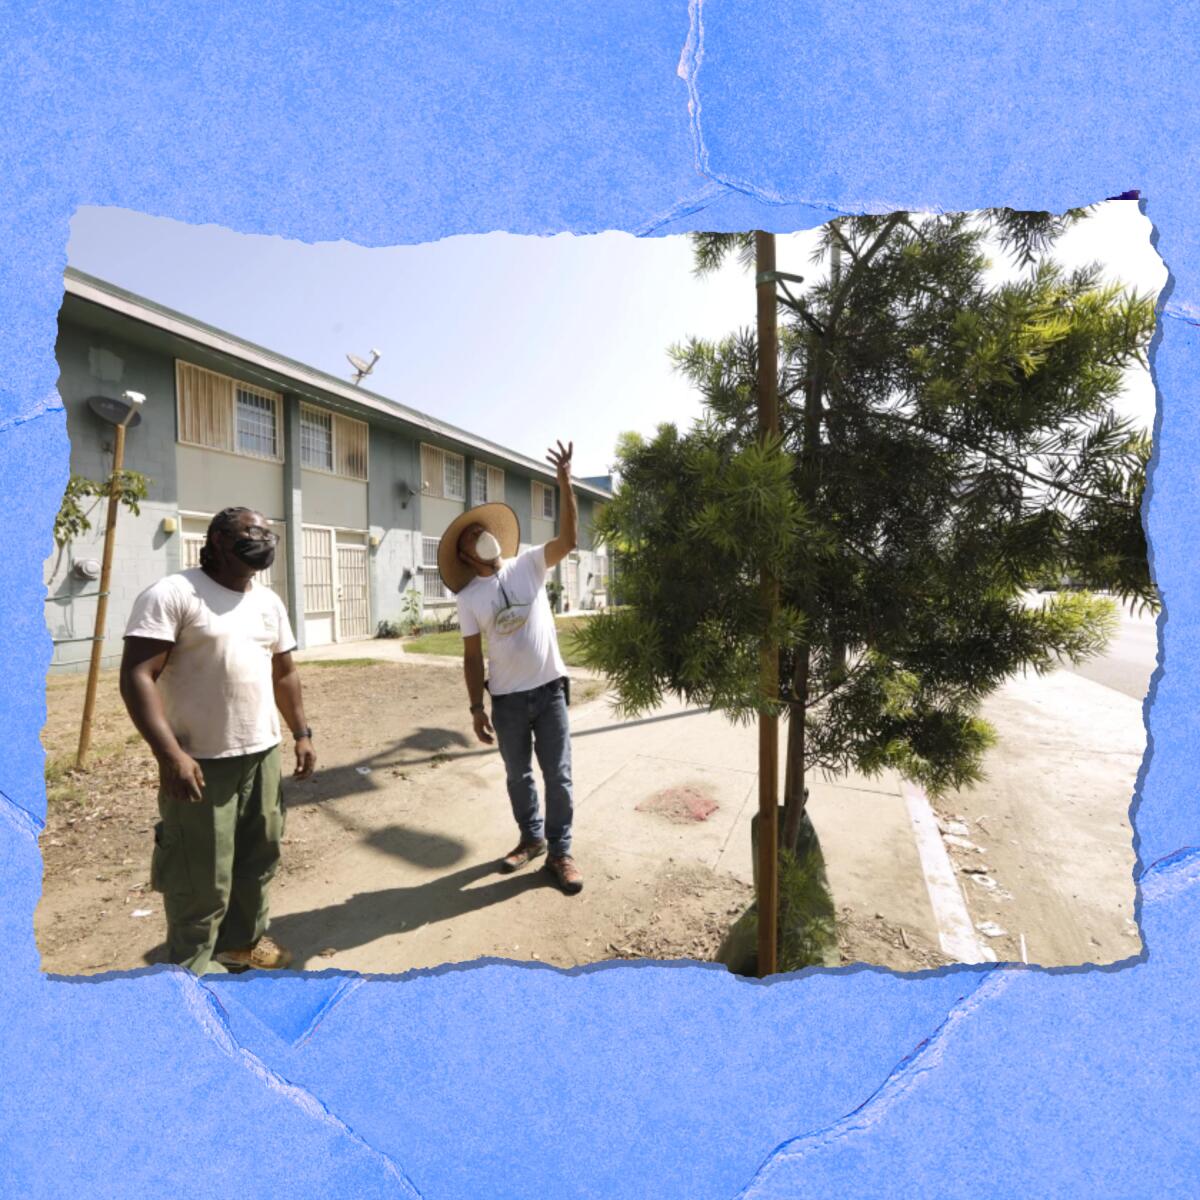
[369,526,422,628]
[367,426,423,628]
[48,321,183,672]
[44,500,181,672]
[55,321,179,505]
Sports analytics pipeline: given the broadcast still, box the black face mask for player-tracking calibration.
[231,539,276,570]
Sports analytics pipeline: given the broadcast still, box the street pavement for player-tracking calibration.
[1060,601,1158,700]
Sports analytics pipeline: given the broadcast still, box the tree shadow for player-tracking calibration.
[284,707,713,810]
[267,858,555,968]
[397,726,472,753]
[363,822,466,868]
[283,726,485,809]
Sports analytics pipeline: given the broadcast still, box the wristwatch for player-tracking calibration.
[292,726,314,740]
[470,703,485,714]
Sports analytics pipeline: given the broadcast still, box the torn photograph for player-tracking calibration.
[37,198,1163,977]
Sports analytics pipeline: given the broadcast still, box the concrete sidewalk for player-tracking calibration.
[269,654,952,972]
[297,637,605,680]
[277,642,1143,972]
[299,634,949,937]
[566,693,948,951]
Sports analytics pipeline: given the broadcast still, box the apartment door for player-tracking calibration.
[302,524,371,647]
[334,531,371,641]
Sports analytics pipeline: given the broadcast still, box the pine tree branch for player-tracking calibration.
[826,213,906,334]
[777,284,826,335]
[872,409,1129,507]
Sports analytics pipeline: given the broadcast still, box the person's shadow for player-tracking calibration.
[266,857,556,969]
[141,856,554,970]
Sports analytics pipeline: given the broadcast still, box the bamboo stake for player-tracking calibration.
[76,403,139,768]
[755,231,781,978]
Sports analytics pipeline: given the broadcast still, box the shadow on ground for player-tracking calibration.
[284,708,712,808]
[140,856,553,970]
[268,859,555,968]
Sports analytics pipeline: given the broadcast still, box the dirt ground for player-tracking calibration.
[36,659,945,976]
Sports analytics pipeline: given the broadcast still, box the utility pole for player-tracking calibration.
[76,393,144,768]
[754,231,781,977]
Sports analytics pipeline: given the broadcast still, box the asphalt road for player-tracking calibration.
[1059,600,1159,701]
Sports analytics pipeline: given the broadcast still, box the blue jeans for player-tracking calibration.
[490,678,573,857]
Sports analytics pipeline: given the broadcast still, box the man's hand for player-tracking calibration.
[160,751,206,803]
[294,736,317,780]
[543,439,578,571]
[473,708,495,745]
[547,439,573,482]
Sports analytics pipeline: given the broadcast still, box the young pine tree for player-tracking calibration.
[577,209,1156,967]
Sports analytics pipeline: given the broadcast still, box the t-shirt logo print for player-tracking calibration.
[493,580,531,637]
[494,598,531,636]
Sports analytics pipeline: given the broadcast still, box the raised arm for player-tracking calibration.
[544,439,577,571]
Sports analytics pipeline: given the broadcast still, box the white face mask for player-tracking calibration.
[474,530,502,562]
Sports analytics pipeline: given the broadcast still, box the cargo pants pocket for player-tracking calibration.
[149,820,167,893]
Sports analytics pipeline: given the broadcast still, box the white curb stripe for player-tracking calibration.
[900,780,995,964]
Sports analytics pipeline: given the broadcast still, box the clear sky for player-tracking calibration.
[66,202,1165,478]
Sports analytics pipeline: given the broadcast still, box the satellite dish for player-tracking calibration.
[87,391,144,428]
[347,348,382,385]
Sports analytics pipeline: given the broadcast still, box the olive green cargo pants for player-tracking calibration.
[151,745,285,974]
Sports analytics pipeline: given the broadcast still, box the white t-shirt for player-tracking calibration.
[456,545,567,696]
[124,568,297,760]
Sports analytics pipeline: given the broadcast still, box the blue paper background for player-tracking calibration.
[2,3,1197,1195]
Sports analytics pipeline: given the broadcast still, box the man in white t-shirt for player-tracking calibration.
[120,506,316,974]
[437,440,583,895]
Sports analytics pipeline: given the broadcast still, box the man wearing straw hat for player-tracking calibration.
[437,440,583,895]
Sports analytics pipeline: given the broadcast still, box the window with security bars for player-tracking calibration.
[533,481,555,520]
[421,536,449,601]
[472,463,505,505]
[300,406,333,471]
[176,361,282,462]
[236,389,278,458]
[421,444,466,501]
[300,405,368,480]
[423,572,448,602]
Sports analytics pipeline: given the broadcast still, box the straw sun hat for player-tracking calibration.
[437,502,521,594]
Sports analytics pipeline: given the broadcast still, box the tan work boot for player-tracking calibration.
[500,838,548,873]
[545,854,584,895]
[214,935,293,971]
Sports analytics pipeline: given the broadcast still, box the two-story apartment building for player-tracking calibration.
[46,269,613,671]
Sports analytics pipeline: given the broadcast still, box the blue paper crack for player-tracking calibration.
[1137,843,1200,904]
[206,972,365,1050]
[0,783,44,837]
[0,393,64,438]
[176,972,424,1198]
[733,970,1011,1199]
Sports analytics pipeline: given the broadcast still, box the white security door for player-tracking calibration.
[302,526,335,647]
[335,532,371,641]
[563,555,580,611]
